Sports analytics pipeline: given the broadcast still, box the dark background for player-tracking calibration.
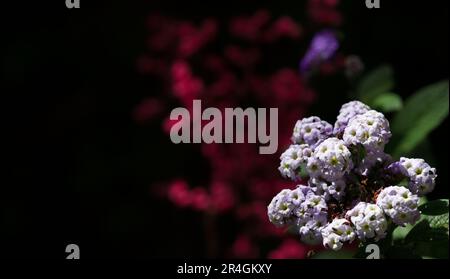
[1,0,448,258]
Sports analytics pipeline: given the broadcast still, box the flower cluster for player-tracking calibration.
[279,144,312,181]
[321,218,355,250]
[376,186,420,226]
[307,137,353,181]
[334,101,370,134]
[346,202,387,241]
[270,100,437,251]
[398,158,437,196]
[295,187,328,244]
[268,189,297,227]
[308,177,346,201]
[292,116,333,148]
[268,186,328,244]
[343,110,392,152]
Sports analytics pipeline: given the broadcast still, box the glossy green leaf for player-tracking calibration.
[424,213,449,230]
[357,65,395,104]
[392,224,414,243]
[310,249,356,259]
[371,93,403,113]
[405,212,449,246]
[390,80,449,157]
[419,199,449,216]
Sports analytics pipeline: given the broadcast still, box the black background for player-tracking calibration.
[1,0,448,258]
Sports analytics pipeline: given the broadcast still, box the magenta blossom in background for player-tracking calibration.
[308,0,342,26]
[268,239,309,259]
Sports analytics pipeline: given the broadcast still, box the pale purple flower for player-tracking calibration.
[309,177,346,201]
[343,110,391,153]
[399,157,437,196]
[334,101,370,135]
[307,137,353,181]
[321,218,355,251]
[267,189,296,227]
[376,186,420,226]
[346,202,388,241]
[300,30,339,73]
[292,116,333,148]
[278,144,312,181]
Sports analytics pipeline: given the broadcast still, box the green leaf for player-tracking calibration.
[371,93,403,113]
[419,196,428,207]
[310,249,356,259]
[405,219,448,243]
[392,224,414,243]
[419,199,449,216]
[357,65,395,104]
[390,80,449,157]
[298,163,309,180]
[392,210,449,258]
[424,213,449,230]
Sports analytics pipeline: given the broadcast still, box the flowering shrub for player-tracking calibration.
[135,2,448,259]
[269,99,448,257]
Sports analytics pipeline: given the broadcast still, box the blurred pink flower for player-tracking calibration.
[270,68,315,103]
[191,187,210,211]
[308,0,342,26]
[264,16,302,42]
[268,239,308,259]
[177,19,217,57]
[168,180,192,208]
[171,61,204,106]
[231,234,259,258]
[224,45,261,68]
[210,181,235,213]
[229,10,271,41]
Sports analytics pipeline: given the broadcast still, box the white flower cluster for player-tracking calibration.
[321,218,355,251]
[267,189,296,227]
[334,101,370,134]
[278,144,312,181]
[270,100,438,251]
[399,157,437,196]
[346,202,388,241]
[307,138,354,182]
[343,110,392,153]
[308,177,346,201]
[292,116,333,148]
[376,186,420,226]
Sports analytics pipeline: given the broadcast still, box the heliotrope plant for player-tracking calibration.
[269,100,438,251]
